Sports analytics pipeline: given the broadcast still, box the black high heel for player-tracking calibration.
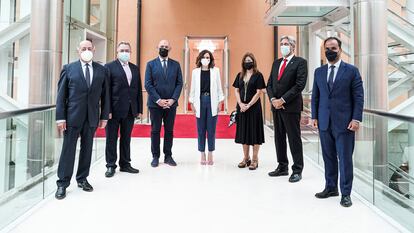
[238,158,251,168]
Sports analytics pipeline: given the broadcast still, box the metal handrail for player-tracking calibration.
[0,104,56,120]
[363,108,414,123]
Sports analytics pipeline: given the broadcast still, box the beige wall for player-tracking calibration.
[118,0,296,115]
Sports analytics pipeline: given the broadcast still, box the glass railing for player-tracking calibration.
[299,94,414,232]
[0,106,106,231]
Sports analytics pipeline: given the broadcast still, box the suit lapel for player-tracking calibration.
[89,62,98,91]
[166,59,172,79]
[129,63,137,86]
[332,62,346,92]
[156,58,167,79]
[320,64,329,93]
[116,60,130,86]
[196,68,201,95]
[278,56,295,81]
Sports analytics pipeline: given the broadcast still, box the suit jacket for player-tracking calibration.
[188,67,225,118]
[266,56,308,113]
[144,57,183,108]
[56,60,110,127]
[311,61,364,132]
[105,60,143,119]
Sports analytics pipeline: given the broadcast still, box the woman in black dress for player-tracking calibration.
[233,52,266,170]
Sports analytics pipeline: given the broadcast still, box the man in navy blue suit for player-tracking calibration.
[311,37,364,207]
[145,40,183,167]
[104,41,143,177]
[55,40,110,199]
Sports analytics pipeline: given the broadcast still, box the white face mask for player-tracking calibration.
[280,45,291,57]
[80,50,94,62]
[201,58,210,67]
[118,52,131,63]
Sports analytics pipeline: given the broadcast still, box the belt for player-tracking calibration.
[201,92,210,96]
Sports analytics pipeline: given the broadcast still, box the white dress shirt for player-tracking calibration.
[80,60,93,83]
[326,59,342,83]
[119,59,132,85]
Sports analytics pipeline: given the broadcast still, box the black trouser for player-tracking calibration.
[105,107,135,169]
[149,106,177,158]
[272,111,303,174]
[57,120,96,188]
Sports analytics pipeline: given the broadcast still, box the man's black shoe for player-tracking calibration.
[315,188,339,199]
[77,180,94,192]
[120,166,139,173]
[340,195,352,207]
[105,167,115,177]
[55,186,66,200]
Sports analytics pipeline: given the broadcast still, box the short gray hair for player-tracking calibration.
[117,41,131,49]
[280,35,296,49]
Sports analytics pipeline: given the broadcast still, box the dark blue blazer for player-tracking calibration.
[56,60,110,127]
[144,57,183,108]
[311,61,364,132]
[105,60,143,119]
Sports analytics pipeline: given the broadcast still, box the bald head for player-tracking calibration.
[158,40,171,50]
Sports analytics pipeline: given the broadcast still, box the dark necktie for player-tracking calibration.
[162,59,167,77]
[328,65,335,91]
[85,63,91,88]
[278,59,288,81]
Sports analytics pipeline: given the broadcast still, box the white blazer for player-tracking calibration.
[189,67,225,118]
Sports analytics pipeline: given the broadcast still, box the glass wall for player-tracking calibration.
[62,0,117,65]
[0,108,107,230]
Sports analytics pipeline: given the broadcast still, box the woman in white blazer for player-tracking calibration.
[189,50,224,165]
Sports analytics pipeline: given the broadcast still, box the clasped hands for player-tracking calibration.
[239,102,251,112]
[158,99,175,109]
[271,98,285,109]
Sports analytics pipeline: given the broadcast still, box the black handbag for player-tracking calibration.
[228,110,237,127]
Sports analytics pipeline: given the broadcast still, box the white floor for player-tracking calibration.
[7,131,402,233]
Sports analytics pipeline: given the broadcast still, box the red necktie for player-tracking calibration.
[278,59,288,81]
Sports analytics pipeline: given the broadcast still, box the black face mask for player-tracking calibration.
[159,48,169,58]
[325,49,338,62]
[243,62,254,70]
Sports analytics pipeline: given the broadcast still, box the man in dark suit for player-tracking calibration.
[267,35,307,183]
[312,37,364,207]
[104,41,143,177]
[144,39,183,167]
[55,40,110,199]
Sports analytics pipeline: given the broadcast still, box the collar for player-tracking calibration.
[282,54,294,63]
[159,56,169,62]
[327,59,342,68]
[118,59,129,66]
[80,60,92,67]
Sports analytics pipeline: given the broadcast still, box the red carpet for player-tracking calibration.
[95,114,236,139]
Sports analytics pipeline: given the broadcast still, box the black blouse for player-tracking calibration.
[232,72,266,103]
[200,70,210,94]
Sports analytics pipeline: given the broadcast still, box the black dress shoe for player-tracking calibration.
[55,186,66,200]
[164,157,177,166]
[340,195,352,207]
[151,158,159,167]
[289,173,302,183]
[120,166,139,173]
[77,180,94,192]
[268,167,289,177]
[315,188,339,199]
[105,167,115,177]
